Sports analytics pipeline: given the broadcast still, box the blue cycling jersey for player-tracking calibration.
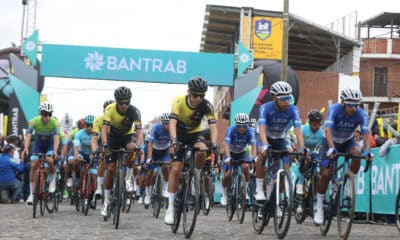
[258,101,302,139]
[325,103,369,144]
[149,123,170,150]
[302,125,324,152]
[224,125,256,153]
[73,129,92,155]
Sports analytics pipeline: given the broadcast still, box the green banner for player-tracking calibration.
[370,146,400,214]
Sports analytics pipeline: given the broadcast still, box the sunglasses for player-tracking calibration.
[41,112,52,117]
[310,121,321,126]
[117,101,130,106]
[346,103,359,108]
[162,121,170,125]
[276,95,291,102]
[85,123,93,128]
[236,124,247,129]
[191,93,205,99]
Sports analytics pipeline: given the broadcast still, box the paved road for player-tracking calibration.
[0,202,398,240]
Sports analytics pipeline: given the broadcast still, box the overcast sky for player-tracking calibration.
[0,0,396,123]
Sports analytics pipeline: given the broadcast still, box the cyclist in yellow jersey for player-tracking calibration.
[90,99,114,198]
[100,86,143,217]
[165,77,218,225]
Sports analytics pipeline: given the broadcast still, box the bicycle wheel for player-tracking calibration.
[320,189,332,235]
[40,174,46,216]
[33,171,40,218]
[46,192,55,214]
[152,173,162,218]
[236,174,246,224]
[273,170,293,239]
[171,191,182,233]
[202,175,212,216]
[396,189,400,231]
[83,170,91,216]
[226,178,234,221]
[114,169,124,229]
[182,171,199,238]
[252,204,266,234]
[294,178,306,224]
[337,171,355,240]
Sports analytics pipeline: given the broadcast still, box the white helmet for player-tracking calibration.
[270,81,292,96]
[160,112,170,122]
[234,113,250,125]
[340,88,362,103]
[39,102,54,112]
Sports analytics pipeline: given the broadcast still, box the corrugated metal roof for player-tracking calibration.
[360,12,400,27]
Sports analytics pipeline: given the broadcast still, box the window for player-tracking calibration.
[374,67,387,97]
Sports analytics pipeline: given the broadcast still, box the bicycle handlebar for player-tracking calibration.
[334,152,371,173]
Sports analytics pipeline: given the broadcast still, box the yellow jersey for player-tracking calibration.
[92,115,103,136]
[170,95,216,134]
[103,102,142,135]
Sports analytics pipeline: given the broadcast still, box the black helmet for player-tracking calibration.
[114,86,132,101]
[103,99,114,109]
[308,109,323,122]
[188,77,208,93]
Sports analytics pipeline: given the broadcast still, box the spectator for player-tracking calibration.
[0,145,25,203]
[6,135,22,163]
[378,135,400,157]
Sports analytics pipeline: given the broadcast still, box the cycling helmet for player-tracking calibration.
[39,102,54,112]
[84,115,95,125]
[114,86,132,101]
[160,112,170,122]
[270,81,292,96]
[103,99,114,109]
[340,88,362,103]
[234,113,250,125]
[308,109,323,122]
[188,77,208,93]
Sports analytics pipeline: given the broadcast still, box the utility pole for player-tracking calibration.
[280,0,289,82]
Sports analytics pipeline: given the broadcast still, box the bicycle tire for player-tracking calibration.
[201,175,212,216]
[183,171,199,238]
[226,177,235,221]
[152,173,162,218]
[320,188,332,236]
[40,173,46,216]
[395,189,400,231]
[171,191,182,233]
[236,174,246,224]
[273,170,293,239]
[33,171,40,218]
[84,170,91,216]
[46,192,55,214]
[126,193,133,213]
[337,171,355,240]
[294,178,306,224]
[114,169,124,229]
[252,204,266,234]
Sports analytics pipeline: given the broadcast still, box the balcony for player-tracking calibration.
[361,38,400,58]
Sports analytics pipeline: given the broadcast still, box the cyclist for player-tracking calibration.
[165,77,218,225]
[314,87,373,224]
[220,113,256,206]
[91,99,114,198]
[22,102,60,204]
[144,113,171,205]
[100,86,143,217]
[296,109,324,214]
[255,81,306,202]
[63,118,85,197]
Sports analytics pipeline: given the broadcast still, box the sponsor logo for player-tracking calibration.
[255,19,272,40]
